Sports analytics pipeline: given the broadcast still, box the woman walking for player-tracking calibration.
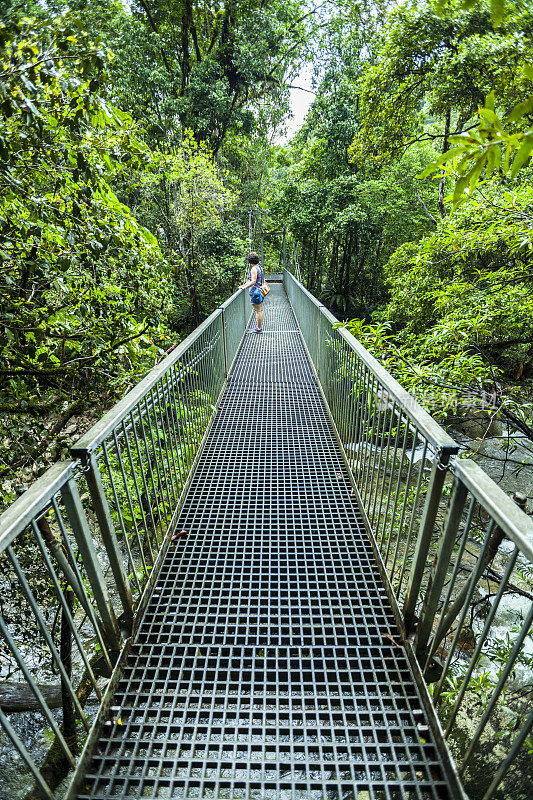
[239,251,265,333]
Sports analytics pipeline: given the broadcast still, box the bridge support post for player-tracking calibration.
[220,309,228,376]
[82,454,135,634]
[402,449,452,634]
[61,478,122,653]
[414,478,468,657]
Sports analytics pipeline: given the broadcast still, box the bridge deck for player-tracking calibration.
[79,285,455,800]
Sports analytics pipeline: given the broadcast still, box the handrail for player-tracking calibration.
[0,460,75,552]
[72,291,243,457]
[452,458,533,561]
[284,267,533,800]
[285,267,459,616]
[302,284,458,451]
[0,285,249,800]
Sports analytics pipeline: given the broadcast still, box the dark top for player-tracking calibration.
[248,264,264,298]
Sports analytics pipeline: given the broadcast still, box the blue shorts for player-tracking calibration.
[251,290,263,305]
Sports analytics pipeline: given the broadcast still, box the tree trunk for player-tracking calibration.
[438,108,451,219]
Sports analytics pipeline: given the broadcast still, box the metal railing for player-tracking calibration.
[285,268,533,800]
[1,261,531,800]
[0,289,248,799]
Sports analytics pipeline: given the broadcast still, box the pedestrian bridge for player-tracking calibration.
[0,275,531,800]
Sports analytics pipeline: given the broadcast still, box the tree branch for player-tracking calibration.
[414,189,438,225]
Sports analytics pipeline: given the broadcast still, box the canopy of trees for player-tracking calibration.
[274,0,533,474]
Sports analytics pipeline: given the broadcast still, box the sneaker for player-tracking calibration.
[252,327,263,333]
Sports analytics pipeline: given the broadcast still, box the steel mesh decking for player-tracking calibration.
[79,284,456,800]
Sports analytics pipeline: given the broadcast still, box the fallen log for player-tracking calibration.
[0,682,62,712]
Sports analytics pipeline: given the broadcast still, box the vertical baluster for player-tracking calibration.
[81,455,134,630]
[32,522,103,697]
[176,358,195,472]
[41,500,114,669]
[146,388,173,522]
[424,496,477,673]
[113,428,149,577]
[122,418,155,566]
[155,379,180,502]
[197,328,210,431]
[0,707,55,799]
[0,613,76,764]
[367,383,390,525]
[383,416,411,571]
[361,374,379,509]
[350,358,365,482]
[173,368,193,491]
[459,602,533,772]
[396,439,429,599]
[414,477,468,656]
[433,521,495,703]
[403,446,453,632]
[356,367,373,497]
[389,429,420,589]
[346,354,361,475]
[444,547,518,734]
[163,370,186,498]
[374,400,397,543]
[482,707,533,800]
[61,479,121,652]
[101,439,141,595]
[184,345,200,459]
[129,410,160,551]
[154,381,179,506]
[6,545,90,728]
[138,400,166,546]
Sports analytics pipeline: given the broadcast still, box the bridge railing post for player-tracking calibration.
[402,447,454,634]
[81,453,135,634]
[413,477,468,656]
[220,308,228,376]
[61,478,122,654]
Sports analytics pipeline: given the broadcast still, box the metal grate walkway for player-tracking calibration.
[79,285,455,800]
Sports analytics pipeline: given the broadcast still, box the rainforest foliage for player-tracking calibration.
[1,0,533,504]
[0,0,310,502]
[275,0,533,459]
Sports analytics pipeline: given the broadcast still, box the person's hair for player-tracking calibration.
[248,251,260,265]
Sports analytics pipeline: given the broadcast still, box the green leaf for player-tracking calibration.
[479,108,496,124]
[20,92,40,117]
[508,96,533,123]
[485,91,496,112]
[491,0,504,27]
[468,153,487,193]
[510,132,533,178]
[420,162,438,179]
[485,144,501,177]
[453,174,469,207]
